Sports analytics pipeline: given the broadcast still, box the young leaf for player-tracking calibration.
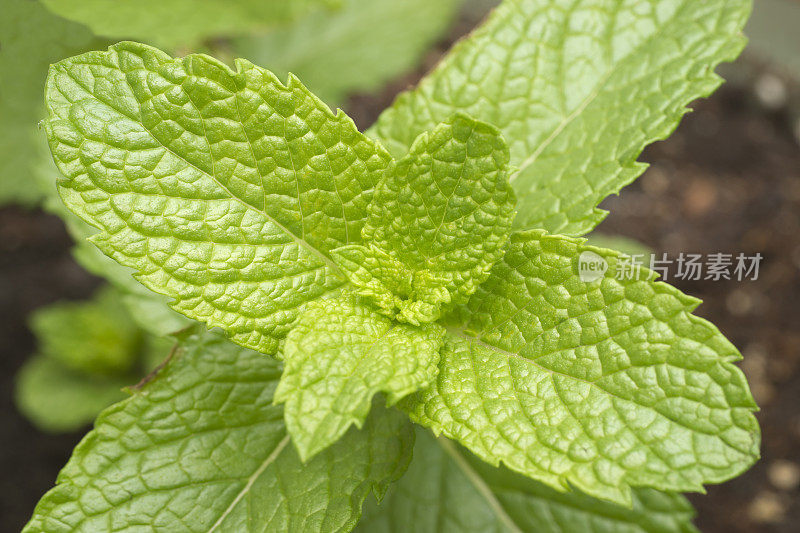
[276,295,444,460]
[235,0,462,105]
[369,0,752,236]
[358,429,699,533]
[333,114,516,324]
[15,355,130,433]
[24,330,414,532]
[44,42,392,354]
[402,231,759,505]
[331,244,451,324]
[39,0,337,49]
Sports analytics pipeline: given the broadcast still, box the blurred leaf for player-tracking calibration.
[0,0,99,206]
[40,0,338,49]
[236,0,462,105]
[15,355,130,433]
[18,286,178,433]
[29,287,141,376]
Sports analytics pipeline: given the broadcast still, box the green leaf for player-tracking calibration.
[44,41,393,354]
[235,0,462,105]
[24,330,414,532]
[369,0,752,236]
[29,287,141,376]
[39,0,337,49]
[331,244,450,324]
[358,428,699,533]
[68,214,193,337]
[0,0,99,206]
[333,114,516,324]
[275,294,444,460]
[15,355,130,433]
[402,230,759,505]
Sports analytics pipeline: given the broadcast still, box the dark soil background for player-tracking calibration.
[2,11,799,533]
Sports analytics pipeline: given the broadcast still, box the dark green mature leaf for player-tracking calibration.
[0,0,99,206]
[44,42,393,354]
[40,0,337,49]
[276,294,444,460]
[236,0,463,105]
[333,114,515,324]
[402,230,759,505]
[358,429,699,533]
[24,331,414,532]
[369,0,752,235]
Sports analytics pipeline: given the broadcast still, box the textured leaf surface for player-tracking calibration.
[402,230,759,504]
[24,331,414,532]
[29,287,141,376]
[15,355,130,433]
[44,42,393,354]
[358,429,699,533]
[235,0,462,105]
[40,0,336,49]
[369,0,752,235]
[334,114,515,323]
[0,0,98,206]
[276,295,444,460]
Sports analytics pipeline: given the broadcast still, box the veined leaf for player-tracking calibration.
[44,42,392,354]
[0,0,99,206]
[358,428,699,533]
[334,114,515,324]
[402,230,759,505]
[369,0,752,235]
[24,331,414,532]
[276,295,444,460]
[235,0,463,105]
[39,0,337,49]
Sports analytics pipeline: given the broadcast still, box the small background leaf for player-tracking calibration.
[235,0,463,106]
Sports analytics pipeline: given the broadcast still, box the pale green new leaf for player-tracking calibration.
[0,0,99,206]
[333,114,515,323]
[29,287,141,376]
[24,330,414,532]
[276,295,444,460]
[369,0,752,235]
[358,428,699,533]
[40,0,337,49]
[15,355,130,433]
[44,42,393,354]
[235,0,462,105]
[331,244,450,324]
[402,230,760,505]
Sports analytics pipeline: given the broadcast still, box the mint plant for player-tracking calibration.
[26,0,759,531]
